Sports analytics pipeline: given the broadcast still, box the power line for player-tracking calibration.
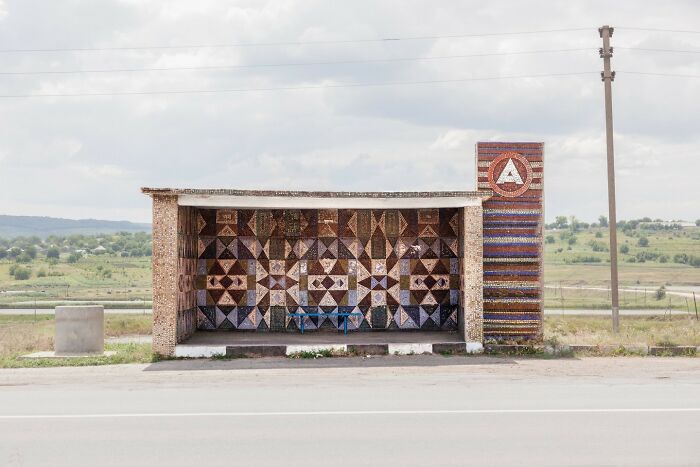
[0,48,594,76]
[0,71,598,98]
[617,46,700,54]
[0,28,593,53]
[620,71,700,78]
[617,27,700,34]
[5,70,697,99]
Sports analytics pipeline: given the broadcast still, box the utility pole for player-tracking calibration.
[599,25,620,333]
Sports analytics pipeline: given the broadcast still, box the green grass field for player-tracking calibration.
[546,315,699,347]
[0,227,698,310]
[0,255,152,307]
[543,226,700,309]
[544,226,700,283]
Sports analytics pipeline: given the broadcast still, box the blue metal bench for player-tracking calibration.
[287,312,363,335]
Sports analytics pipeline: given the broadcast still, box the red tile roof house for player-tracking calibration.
[142,142,544,357]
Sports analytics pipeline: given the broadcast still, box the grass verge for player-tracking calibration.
[0,343,154,368]
[545,315,699,347]
[0,314,153,368]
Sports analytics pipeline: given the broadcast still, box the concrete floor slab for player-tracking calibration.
[181,331,462,346]
[176,331,468,358]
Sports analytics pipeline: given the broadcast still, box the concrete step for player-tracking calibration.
[174,341,484,358]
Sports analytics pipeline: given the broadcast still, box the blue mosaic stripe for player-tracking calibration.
[483,234,539,238]
[484,297,542,303]
[484,213,541,218]
[485,200,542,205]
[484,271,539,276]
[483,221,539,225]
[484,314,541,320]
[484,242,537,247]
[484,252,539,257]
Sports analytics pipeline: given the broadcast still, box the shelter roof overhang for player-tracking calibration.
[141,188,492,209]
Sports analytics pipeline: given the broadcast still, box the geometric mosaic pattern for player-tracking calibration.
[176,206,198,342]
[195,208,461,331]
[478,142,544,341]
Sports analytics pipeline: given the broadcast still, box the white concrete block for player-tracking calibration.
[174,345,226,358]
[55,305,104,355]
[388,343,433,355]
[285,344,347,356]
[465,342,484,354]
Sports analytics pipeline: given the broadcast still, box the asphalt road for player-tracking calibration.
[1,357,699,467]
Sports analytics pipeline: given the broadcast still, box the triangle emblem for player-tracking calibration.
[496,158,524,185]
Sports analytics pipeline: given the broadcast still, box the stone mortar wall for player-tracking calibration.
[151,194,179,355]
[195,208,462,332]
[459,206,484,343]
[477,142,544,342]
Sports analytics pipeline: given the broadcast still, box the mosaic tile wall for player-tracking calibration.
[477,142,544,340]
[195,208,461,331]
[176,206,198,342]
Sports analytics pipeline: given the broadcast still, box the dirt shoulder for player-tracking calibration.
[1,355,699,389]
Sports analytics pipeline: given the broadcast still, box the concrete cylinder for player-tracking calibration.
[54,305,104,355]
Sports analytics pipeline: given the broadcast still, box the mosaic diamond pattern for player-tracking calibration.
[196,209,460,331]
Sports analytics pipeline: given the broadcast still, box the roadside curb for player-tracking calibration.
[173,342,698,359]
[175,341,486,358]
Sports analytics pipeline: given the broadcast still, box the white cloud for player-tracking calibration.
[429,130,474,151]
[0,0,698,223]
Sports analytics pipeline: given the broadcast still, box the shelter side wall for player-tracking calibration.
[176,206,198,343]
[459,205,484,343]
[151,194,179,355]
[477,142,544,342]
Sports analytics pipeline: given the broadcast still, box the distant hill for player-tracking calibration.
[0,215,151,238]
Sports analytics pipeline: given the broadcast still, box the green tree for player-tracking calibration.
[67,252,82,263]
[637,237,649,247]
[554,216,569,229]
[16,252,32,263]
[25,245,37,259]
[569,216,580,232]
[674,253,688,264]
[12,266,31,280]
[620,244,629,254]
[598,215,608,227]
[46,247,60,259]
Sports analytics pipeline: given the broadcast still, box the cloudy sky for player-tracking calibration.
[0,0,698,223]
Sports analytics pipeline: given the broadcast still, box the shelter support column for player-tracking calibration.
[459,205,484,350]
[151,194,179,356]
